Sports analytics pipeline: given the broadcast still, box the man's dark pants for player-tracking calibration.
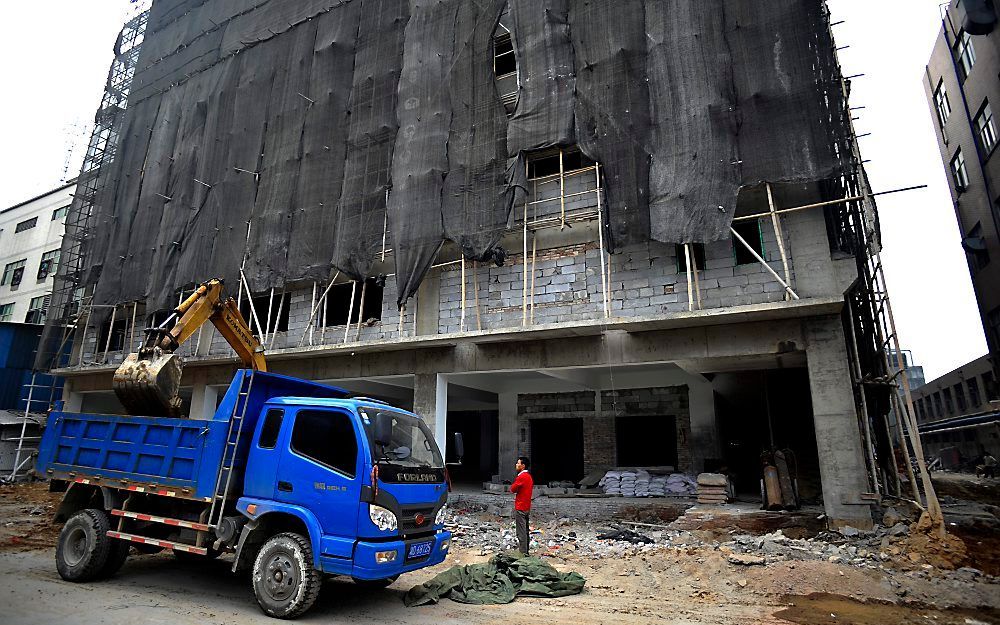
[515,509,530,555]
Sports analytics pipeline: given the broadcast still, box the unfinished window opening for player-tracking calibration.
[943,387,954,415]
[615,415,678,468]
[14,217,37,234]
[322,278,384,327]
[494,11,518,115]
[951,149,969,191]
[97,316,128,353]
[984,371,1000,402]
[524,147,601,223]
[239,291,291,336]
[675,243,705,272]
[732,220,766,265]
[954,382,967,413]
[932,392,943,417]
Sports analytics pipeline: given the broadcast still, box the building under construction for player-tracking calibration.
[28,0,936,528]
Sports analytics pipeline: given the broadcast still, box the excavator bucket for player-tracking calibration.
[112,350,184,417]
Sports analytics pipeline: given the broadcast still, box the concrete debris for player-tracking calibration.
[727,553,766,566]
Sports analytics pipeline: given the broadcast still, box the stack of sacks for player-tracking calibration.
[664,473,698,496]
[697,473,730,505]
[648,475,667,496]
[619,472,637,497]
[633,470,651,497]
[599,471,623,495]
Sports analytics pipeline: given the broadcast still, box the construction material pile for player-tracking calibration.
[599,470,697,497]
[697,473,732,505]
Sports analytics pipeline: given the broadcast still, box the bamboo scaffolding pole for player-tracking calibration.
[522,201,529,327]
[692,247,702,310]
[264,288,275,338]
[268,289,286,351]
[684,245,694,312]
[730,184,926,223]
[309,282,317,346]
[472,262,482,331]
[844,298,881,496]
[102,305,117,363]
[239,271,265,340]
[344,280,357,343]
[460,258,467,332]
[596,164,610,319]
[129,302,138,351]
[298,272,340,347]
[398,304,406,336]
[765,183,793,301]
[559,149,567,229]
[355,281,367,341]
[530,233,537,325]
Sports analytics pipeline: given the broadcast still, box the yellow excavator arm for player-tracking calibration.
[113,279,266,416]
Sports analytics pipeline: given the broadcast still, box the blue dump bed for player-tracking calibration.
[36,371,348,501]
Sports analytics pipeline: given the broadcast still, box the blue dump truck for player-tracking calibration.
[36,370,453,619]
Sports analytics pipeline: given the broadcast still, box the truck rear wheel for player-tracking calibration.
[55,509,113,582]
[100,540,130,578]
[251,533,321,619]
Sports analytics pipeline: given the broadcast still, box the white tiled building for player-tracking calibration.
[0,182,72,325]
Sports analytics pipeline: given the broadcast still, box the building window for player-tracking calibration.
[291,409,358,477]
[954,30,976,81]
[524,147,601,223]
[0,303,12,322]
[14,217,37,234]
[25,295,49,325]
[732,220,766,265]
[676,243,706,272]
[494,12,517,115]
[933,80,951,126]
[322,277,385,327]
[1,260,26,288]
[951,149,969,191]
[37,250,60,281]
[52,205,69,220]
[916,399,926,422]
[988,307,1000,361]
[258,409,284,449]
[239,291,291,336]
[932,392,943,417]
[967,377,981,409]
[984,371,1000,402]
[975,101,997,154]
[942,387,954,414]
[954,382,967,413]
[96,316,128,353]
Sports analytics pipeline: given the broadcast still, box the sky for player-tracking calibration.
[0,0,988,380]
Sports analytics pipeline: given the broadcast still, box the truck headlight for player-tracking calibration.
[435,504,447,526]
[369,505,397,532]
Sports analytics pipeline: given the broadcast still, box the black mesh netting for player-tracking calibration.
[86,0,849,315]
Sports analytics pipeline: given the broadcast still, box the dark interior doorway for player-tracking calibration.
[530,418,584,485]
[616,415,677,467]
[713,368,822,501]
[446,410,498,484]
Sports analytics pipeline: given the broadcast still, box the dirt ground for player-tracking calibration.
[2,479,999,625]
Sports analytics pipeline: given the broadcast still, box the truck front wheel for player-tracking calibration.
[55,509,113,582]
[251,533,321,619]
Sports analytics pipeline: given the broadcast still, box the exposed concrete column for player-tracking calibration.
[497,392,518,481]
[686,379,718,474]
[806,316,874,530]
[61,380,84,413]
[413,373,448,457]
[189,384,219,420]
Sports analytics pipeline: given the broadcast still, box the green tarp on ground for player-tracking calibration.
[404,551,586,606]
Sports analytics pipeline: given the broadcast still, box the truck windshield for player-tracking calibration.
[361,408,444,469]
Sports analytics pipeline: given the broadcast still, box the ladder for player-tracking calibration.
[208,370,256,529]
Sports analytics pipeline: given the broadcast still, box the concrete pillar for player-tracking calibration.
[687,378,719,474]
[497,392,518,481]
[62,380,84,413]
[413,373,448,457]
[190,384,219,420]
[806,316,874,530]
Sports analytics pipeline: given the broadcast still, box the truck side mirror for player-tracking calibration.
[374,412,393,446]
[453,432,465,463]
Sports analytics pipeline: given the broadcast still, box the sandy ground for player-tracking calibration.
[2,481,999,625]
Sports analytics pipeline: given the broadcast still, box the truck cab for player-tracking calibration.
[236,397,451,584]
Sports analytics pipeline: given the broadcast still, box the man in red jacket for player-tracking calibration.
[510,456,534,555]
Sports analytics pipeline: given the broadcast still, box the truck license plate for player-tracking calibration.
[407,541,433,559]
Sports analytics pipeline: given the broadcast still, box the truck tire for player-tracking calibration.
[100,540,130,578]
[55,509,113,582]
[351,575,398,589]
[251,533,321,619]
